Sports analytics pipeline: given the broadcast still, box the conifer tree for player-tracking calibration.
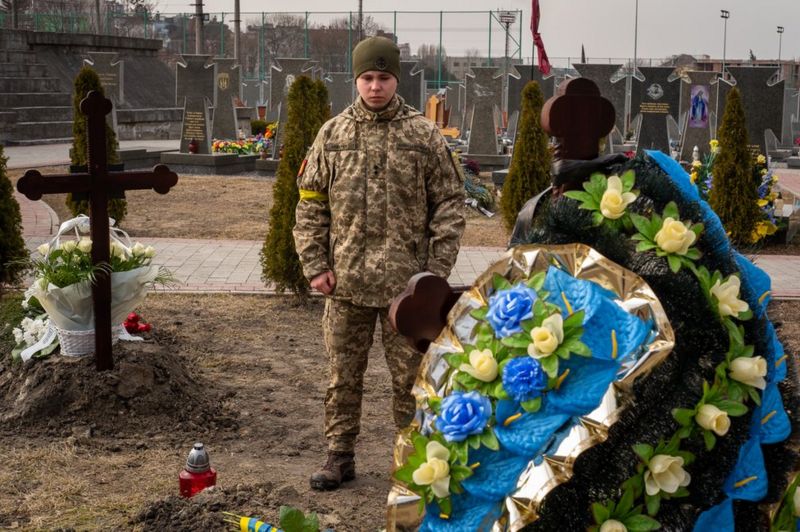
[67,66,126,224]
[709,87,761,245]
[500,81,552,231]
[260,75,329,297]
[0,145,28,290]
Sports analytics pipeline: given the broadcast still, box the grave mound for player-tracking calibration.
[0,336,238,440]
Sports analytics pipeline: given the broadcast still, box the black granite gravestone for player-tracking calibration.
[325,72,353,115]
[397,61,425,111]
[449,82,466,131]
[507,64,556,121]
[211,58,240,141]
[241,79,263,107]
[781,89,799,147]
[631,67,681,154]
[85,51,123,105]
[718,67,783,155]
[574,64,626,134]
[679,71,719,161]
[465,66,504,156]
[176,55,214,153]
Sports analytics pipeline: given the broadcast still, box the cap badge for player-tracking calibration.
[374,57,388,70]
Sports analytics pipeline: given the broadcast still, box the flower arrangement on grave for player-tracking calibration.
[212,122,278,156]
[389,147,796,530]
[390,244,664,526]
[16,215,172,359]
[9,295,59,361]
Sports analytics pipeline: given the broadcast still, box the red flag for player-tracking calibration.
[531,0,552,75]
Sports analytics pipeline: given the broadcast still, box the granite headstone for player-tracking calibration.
[465,66,503,156]
[781,89,799,146]
[397,61,425,111]
[325,72,353,115]
[241,79,264,107]
[85,51,123,105]
[176,55,214,153]
[180,96,212,154]
[631,67,681,154]
[574,63,627,134]
[679,71,719,161]
[718,67,783,155]
[212,58,240,141]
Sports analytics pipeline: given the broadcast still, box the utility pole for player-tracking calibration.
[234,0,241,63]
[10,0,18,28]
[720,10,730,81]
[358,0,363,41]
[195,0,204,54]
[95,0,101,34]
[499,11,516,117]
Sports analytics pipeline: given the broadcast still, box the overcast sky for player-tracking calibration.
[159,0,799,64]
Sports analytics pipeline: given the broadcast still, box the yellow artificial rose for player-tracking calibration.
[761,168,768,176]
[60,240,77,253]
[695,404,731,436]
[692,160,703,169]
[459,348,498,382]
[710,139,720,153]
[690,171,698,184]
[412,441,451,498]
[77,238,92,253]
[600,175,637,220]
[600,520,627,532]
[710,275,749,317]
[757,154,766,165]
[644,454,691,496]
[37,243,50,256]
[527,313,564,359]
[655,217,696,255]
[729,356,767,390]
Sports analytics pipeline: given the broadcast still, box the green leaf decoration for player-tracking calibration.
[492,273,512,292]
[672,407,696,427]
[526,271,547,291]
[540,354,559,377]
[715,399,749,416]
[636,241,658,252]
[467,434,481,450]
[723,319,745,347]
[444,353,468,368]
[683,248,701,260]
[748,386,762,406]
[428,396,442,413]
[672,486,690,498]
[562,309,584,329]
[521,397,542,413]
[623,514,661,531]
[454,442,468,465]
[621,169,636,191]
[470,307,489,321]
[413,433,428,458]
[566,339,591,357]
[480,429,500,451]
[703,429,717,451]
[592,212,605,227]
[450,464,473,481]
[502,334,533,349]
[645,493,661,516]
[591,502,611,524]
[438,497,452,518]
[690,222,704,236]
[617,486,635,515]
[393,464,415,484]
[633,443,654,462]
[662,201,679,220]
[667,254,682,273]
[630,213,654,239]
[676,426,692,439]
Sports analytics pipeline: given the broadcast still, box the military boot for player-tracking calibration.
[309,451,355,491]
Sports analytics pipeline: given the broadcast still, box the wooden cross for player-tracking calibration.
[16,90,178,371]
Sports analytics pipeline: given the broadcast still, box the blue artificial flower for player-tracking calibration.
[485,284,538,338]
[436,391,493,442]
[502,357,547,402]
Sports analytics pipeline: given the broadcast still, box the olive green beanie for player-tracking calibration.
[352,36,401,81]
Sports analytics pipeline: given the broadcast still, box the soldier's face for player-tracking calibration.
[356,71,398,111]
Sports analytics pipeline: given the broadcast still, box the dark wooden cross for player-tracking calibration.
[16,90,178,371]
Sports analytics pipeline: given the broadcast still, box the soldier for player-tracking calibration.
[293,36,465,491]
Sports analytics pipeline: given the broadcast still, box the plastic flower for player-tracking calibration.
[729,356,767,389]
[644,454,691,496]
[144,246,156,258]
[485,284,538,338]
[411,441,451,498]
[435,391,492,442]
[690,171,698,184]
[695,404,731,436]
[527,313,564,359]
[709,275,748,317]
[691,160,702,169]
[110,242,126,258]
[600,520,627,532]
[709,139,720,153]
[459,348,498,382]
[600,175,637,219]
[77,238,92,253]
[37,243,50,256]
[757,154,766,165]
[502,356,547,402]
[131,242,146,256]
[655,218,696,255]
[61,240,77,253]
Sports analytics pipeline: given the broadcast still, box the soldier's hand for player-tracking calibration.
[310,271,336,295]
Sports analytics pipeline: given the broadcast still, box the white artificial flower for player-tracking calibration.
[599,520,627,532]
[411,441,451,498]
[60,240,77,253]
[23,331,36,345]
[144,246,156,258]
[527,313,564,359]
[695,404,731,436]
[21,299,29,310]
[110,242,127,259]
[131,242,146,256]
[77,238,92,253]
[12,327,23,345]
[729,356,767,390]
[459,348,498,382]
[644,454,691,496]
[600,175,637,220]
[655,217,696,255]
[37,243,50,256]
[710,275,749,317]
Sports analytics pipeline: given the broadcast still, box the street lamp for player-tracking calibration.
[720,10,730,81]
[499,10,516,117]
[777,26,784,62]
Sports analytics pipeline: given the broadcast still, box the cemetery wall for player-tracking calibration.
[116,108,182,140]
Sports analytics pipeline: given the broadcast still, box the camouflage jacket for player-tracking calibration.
[293,94,465,308]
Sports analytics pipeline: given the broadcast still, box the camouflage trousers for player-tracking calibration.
[322,298,422,453]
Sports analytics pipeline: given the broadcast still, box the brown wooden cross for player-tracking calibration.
[16,90,178,371]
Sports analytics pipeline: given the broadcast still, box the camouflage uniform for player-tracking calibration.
[294,94,465,453]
